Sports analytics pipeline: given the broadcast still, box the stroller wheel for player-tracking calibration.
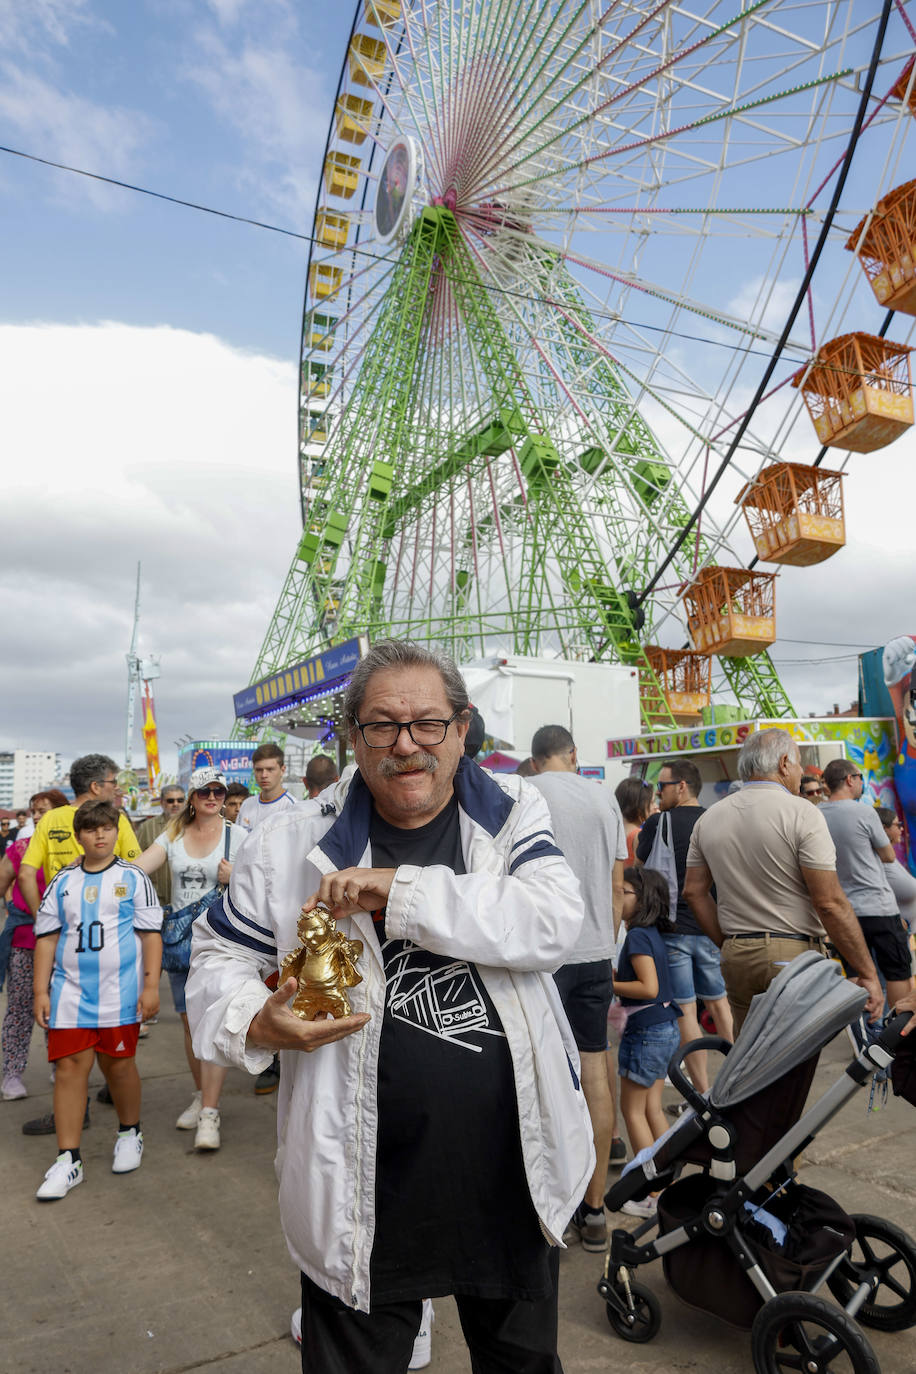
[604,1280,661,1343]
[826,1214,916,1331]
[751,1293,879,1374]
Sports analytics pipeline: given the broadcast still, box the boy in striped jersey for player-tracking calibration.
[32,801,163,1201]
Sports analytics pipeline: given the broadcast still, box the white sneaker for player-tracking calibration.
[290,1306,302,1346]
[1,1074,27,1100]
[195,1107,221,1150]
[36,1151,83,1201]
[112,1130,144,1173]
[409,1299,434,1369]
[621,1197,657,1220]
[176,1090,202,1130]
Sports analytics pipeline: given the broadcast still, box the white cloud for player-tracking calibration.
[0,62,154,209]
[0,321,301,772]
[183,5,332,222]
[0,0,96,55]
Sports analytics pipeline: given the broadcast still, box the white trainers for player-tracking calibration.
[112,1129,144,1173]
[409,1299,434,1370]
[1,1074,27,1100]
[194,1107,221,1150]
[36,1151,83,1201]
[621,1197,657,1220]
[290,1306,302,1346]
[176,1090,202,1130]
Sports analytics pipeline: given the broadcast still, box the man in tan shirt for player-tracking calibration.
[683,728,881,1032]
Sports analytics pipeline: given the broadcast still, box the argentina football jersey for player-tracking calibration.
[35,860,162,1027]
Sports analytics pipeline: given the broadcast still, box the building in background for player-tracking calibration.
[0,750,62,809]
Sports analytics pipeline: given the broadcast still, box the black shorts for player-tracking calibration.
[553,959,613,1054]
[844,915,912,984]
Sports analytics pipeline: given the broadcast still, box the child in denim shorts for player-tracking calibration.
[613,866,681,1203]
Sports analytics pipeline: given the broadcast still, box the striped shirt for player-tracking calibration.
[35,859,162,1028]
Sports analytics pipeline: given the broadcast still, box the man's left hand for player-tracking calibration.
[852,972,886,1023]
[306,867,397,918]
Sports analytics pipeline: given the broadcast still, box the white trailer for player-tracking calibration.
[462,655,641,777]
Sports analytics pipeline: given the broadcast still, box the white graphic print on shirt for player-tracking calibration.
[383,939,506,1054]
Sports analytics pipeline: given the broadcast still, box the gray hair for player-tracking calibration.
[737,727,798,781]
[343,640,470,728]
[70,754,119,796]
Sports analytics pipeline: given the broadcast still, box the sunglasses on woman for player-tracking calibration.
[196,786,227,800]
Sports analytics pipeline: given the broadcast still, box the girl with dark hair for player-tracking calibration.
[615,777,655,864]
[612,866,681,1215]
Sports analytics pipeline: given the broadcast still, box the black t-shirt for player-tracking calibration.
[368,795,551,1303]
[636,806,705,935]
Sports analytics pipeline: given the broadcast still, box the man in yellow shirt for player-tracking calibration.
[18,754,140,1141]
[19,755,140,912]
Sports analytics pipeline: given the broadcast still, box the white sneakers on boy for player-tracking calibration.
[194,1107,221,1150]
[112,1130,144,1173]
[176,1089,202,1130]
[36,1151,84,1201]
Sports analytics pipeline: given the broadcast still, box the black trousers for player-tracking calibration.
[299,1250,562,1374]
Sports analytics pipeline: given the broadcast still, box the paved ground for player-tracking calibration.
[2,987,915,1374]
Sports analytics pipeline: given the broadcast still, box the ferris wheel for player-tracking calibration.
[247,0,916,734]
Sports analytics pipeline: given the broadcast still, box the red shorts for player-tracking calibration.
[47,1023,140,1062]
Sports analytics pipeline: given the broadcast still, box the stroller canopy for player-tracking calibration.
[710,952,866,1110]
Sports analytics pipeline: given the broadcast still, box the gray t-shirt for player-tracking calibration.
[527,773,627,961]
[819,800,896,917]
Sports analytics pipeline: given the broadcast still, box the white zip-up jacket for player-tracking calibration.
[186,758,595,1311]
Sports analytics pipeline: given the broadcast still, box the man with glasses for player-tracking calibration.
[637,760,732,1099]
[18,754,141,1136]
[820,758,915,1013]
[136,786,185,907]
[800,777,825,803]
[187,639,593,1374]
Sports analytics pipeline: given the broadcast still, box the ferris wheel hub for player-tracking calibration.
[374,135,424,244]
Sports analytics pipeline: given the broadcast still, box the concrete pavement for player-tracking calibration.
[2,986,915,1374]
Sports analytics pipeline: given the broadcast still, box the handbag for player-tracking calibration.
[643,810,680,921]
[161,825,232,974]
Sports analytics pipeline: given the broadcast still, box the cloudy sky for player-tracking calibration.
[1,0,914,780]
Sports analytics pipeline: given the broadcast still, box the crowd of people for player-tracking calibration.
[3,640,916,1373]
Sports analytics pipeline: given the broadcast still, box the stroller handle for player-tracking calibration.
[668,1035,732,1112]
[876,1009,913,1057]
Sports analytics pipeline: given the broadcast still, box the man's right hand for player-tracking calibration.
[247,977,370,1053]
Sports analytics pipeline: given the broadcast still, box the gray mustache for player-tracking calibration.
[377,753,439,778]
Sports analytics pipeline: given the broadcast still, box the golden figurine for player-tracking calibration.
[280,904,364,1020]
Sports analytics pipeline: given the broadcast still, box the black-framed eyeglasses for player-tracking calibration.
[656,779,678,791]
[355,712,462,749]
[849,772,863,781]
[196,786,227,799]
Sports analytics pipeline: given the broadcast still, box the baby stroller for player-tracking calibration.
[601,952,916,1372]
